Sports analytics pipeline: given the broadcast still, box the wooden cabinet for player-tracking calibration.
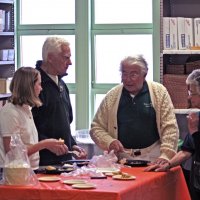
[0,0,15,81]
[160,0,200,108]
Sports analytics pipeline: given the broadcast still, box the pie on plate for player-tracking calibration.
[38,176,61,182]
[63,179,87,185]
[72,183,96,189]
[96,167,120,173]
[112,174,136,180]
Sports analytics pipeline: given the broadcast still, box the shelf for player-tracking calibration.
[0,32,14,36]
[0,93,11,100]
[174,108,200,114]
[0,0,13,4]
[0,60,14,65]
[163,50,200,55]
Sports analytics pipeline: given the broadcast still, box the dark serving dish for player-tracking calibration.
[61,159,90,167]
[125,160,150,167]
[35,166,75,174]
[45,167,74,174]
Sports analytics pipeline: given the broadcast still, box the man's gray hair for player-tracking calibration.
[42,36,70,62]
[119,55,148,74]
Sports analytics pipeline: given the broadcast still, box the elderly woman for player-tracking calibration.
[145,69,200,200]
[90,55,179,165]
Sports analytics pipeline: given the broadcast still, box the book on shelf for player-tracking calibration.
[194,18,200,47]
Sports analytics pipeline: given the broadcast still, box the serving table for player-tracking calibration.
[0,166,191,200]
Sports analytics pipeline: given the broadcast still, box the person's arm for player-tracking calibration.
[26,139,66,156]
[144,150,192,172]
[155,150,191,172]
[3,137,66,156]
[145,133,194,172]
[165,150,191,169]
[90,93,118,151]
[187,112,200,161]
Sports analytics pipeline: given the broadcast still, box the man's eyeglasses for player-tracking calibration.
[121,72,140,80]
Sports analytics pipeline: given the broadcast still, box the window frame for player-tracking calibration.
[15,0,161,132]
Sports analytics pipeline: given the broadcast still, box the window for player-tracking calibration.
[20,35,75,83]
[92,0,154,114]
[17,0,157,133]
[20,0,75,24]
[95,35,153,83]
[94,0,152,24]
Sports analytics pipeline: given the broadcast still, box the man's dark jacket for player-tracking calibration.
[32,64,76,165]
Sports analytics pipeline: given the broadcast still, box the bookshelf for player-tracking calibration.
[160,0,200,108]
[0,0,14,94]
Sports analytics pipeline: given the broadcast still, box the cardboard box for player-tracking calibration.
[177,17,186,50]
[163,17,171,49]
[169,17,178,49]
[185,18,194,49]
[194,18,200,47]
[0,78,11,93]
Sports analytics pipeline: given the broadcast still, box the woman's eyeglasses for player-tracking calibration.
[188,90,199,96]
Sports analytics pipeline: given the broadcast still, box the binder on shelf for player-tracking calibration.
[194,18,200,47]
[169,17,178,50]
[177,17,186,50]
[0,49,9,61]
[0,9,5,32]
[7,49,14,61]
[0,49,14,61]
[5,10,11,32]
[185,18,194,49]
[163,17,171,50]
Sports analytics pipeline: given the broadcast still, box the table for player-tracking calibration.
[0,166,191,200]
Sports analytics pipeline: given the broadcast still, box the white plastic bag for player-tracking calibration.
[2,134,38,186]
[89,150,118,168]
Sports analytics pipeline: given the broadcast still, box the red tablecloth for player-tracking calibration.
[0,166,191,200]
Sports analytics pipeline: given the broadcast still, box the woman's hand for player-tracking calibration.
[144,161,171,172]
[42,138,68,156]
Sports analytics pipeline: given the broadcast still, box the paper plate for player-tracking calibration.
[104,172,114,176]
[63,179,87,185]
[38,176,61,182]
[112,174,136,180]
[72,183,96,189]
[96,167,120,173]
